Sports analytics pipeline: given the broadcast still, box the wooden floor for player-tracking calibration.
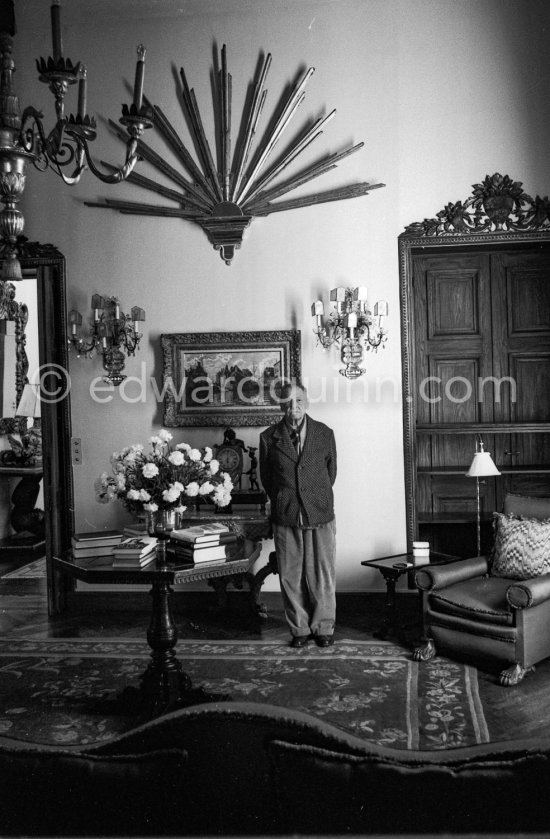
[2,552,550,745]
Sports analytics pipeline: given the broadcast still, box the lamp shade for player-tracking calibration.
[466,451,500,477]
[16,383,41,418]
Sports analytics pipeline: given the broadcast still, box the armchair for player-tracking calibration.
[413,494,550,686]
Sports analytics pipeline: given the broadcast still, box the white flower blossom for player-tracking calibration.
[176,443,191,452]
[149,435,163,447]
[188,448,202,462]
[139,489,151,502]
[162,485,181,503]
[199,481,215,495]
[143,502,159,512]
[168,450,185,466]
[127,489,141,500]
[158,429,173,442]
[142,462,159,478]
[209,459,220,475]
[203,447,213,462]
[185,481,200,497]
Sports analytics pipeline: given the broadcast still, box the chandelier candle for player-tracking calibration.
[50,0,62,62]
[133,45,146,111]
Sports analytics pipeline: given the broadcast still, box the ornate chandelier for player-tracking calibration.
[312,287,388,379]
[0,1,152,279]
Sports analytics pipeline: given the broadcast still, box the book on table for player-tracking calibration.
[72,530,123,547]
[112,536,157,559]
[171,522,231,545]
[170,540,239,564]
[112,552,157,569]
[72,544,119,558]
[123,523,149,537]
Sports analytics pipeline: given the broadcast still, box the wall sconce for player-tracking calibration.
[312,287,388,379]
[68,295,145,386]
[0,2,153,280]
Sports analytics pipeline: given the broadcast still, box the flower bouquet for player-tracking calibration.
[95,429,233,559]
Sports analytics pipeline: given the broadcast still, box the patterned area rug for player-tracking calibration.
[0,637,489,749]
[1,557,46,579]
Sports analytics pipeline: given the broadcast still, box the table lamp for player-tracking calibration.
[465,439,500,555]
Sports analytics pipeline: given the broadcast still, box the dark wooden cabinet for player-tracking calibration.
[400,175,550,557]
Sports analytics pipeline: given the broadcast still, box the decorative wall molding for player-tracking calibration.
[403,173,550,238]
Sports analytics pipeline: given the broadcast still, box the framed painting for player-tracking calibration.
[161,329,301,427]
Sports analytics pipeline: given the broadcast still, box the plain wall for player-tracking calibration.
[13,0,550,590]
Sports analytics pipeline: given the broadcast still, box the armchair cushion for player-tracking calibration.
[491,513,550,581]
[415,555,489,592]
[430,576,514,626]
[507,572,550,609]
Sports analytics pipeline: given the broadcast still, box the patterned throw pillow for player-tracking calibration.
[491,513,550,580]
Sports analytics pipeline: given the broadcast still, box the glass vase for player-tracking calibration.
[146,509,177,565]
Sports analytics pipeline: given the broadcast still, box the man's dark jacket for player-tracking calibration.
[259,416,337,527]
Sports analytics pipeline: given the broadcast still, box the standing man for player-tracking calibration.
[260,382,337,647]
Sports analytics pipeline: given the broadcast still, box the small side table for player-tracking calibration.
[361,552,458,641]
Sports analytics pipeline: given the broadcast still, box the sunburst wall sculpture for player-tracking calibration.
[86,45,385,264]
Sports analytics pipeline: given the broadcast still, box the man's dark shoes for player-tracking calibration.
[315,634,334,647]
[290,635,310,648]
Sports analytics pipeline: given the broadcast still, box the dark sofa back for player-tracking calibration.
[1,701,549,835]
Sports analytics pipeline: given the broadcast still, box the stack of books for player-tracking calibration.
[169,522,239,565]
[72,530,123,560]
[112,535,158,568]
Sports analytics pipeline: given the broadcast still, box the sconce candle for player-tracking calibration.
[313,286,388,379]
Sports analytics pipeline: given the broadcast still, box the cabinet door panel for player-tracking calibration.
[491,251,550,425]
[413,253,493,429]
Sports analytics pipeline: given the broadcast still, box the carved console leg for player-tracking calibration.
[412,638,436,662]
[499,662,533,687]
[208,577,230,611]
[247,550,278,619]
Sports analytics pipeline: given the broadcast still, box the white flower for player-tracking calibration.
[223,472,233,489]
[185,481,200,497]
[175,505,187,514]
[176,443,191,452]
[139,489,151,502]
[188,448,201,462]
[213,485,232,507]
[199,481,215,495]
[209,459,220,475]
[158,429,173,442]
[127,489,141,500]
[172,481,184,493]
[203,447,213,462]
[142,462,159,478]
[115,474,126,491]
[149,435,163,447]
[168,450,185,466]
[143,502,159,512]
[162,485,181,503]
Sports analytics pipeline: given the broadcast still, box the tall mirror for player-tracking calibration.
[0,241,73,614]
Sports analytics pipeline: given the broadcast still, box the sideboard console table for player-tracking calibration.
[54,540,262,717]
[176,510,276,618]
